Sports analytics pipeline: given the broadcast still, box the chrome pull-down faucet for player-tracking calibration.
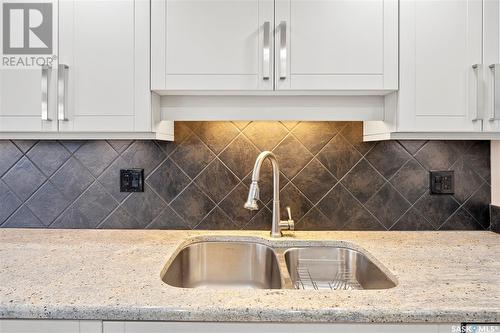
[244,151,294,237]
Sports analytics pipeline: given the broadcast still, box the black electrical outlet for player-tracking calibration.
[120,169,144,192]
[430,170,454,194]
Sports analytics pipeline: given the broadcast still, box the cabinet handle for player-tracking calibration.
[58,64,69,121]
[489,64,500,120]
[41,66,51,121]
[471,64,482,121]
[263,21,271,80]
[279,21,287,80]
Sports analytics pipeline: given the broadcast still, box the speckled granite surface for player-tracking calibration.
[0,229,499,323]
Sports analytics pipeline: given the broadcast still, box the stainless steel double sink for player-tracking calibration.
[161,241,397,290]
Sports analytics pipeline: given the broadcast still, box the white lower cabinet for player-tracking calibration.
[0,320,101,333]
[0,320,460,333]
[103,321,456,333]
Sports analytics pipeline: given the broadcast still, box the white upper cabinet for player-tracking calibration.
[398,0,483,133]
[274,0,398,91]
[151,0,398,93]
[484,0,500,131]
[58,0,151,133]
[0,0,171,139]
[152,0,274,91]
[0,0,58,132]
[364,0,500,140]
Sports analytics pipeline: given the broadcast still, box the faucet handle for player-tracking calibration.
[286,206,292,221]
[279,206,294,231]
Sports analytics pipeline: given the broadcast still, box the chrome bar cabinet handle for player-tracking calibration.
[58,64,69,121]
[41,66,50,121]
[489,64,500,120]
[262,21,271,80]
[471,64,482,121]
[279,21,287,80]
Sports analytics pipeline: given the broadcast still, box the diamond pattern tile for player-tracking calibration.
[451,158,484,204]
[195,208,237,230]
[292,122,340,154]
[2,205,44,228]
[194,159,239,203]
[122,185,166,226]
[272,183,313,222]
[243,121,288,150]
[297,208,338,231]
[341,159,385,203]
[107,140,132,154]
[170,183,215,228]
[219,183,259,227]
[170,135,215,178]
[414,141,460,170]
[194,121,239,154]
[317,134,362,179]
[440,208,484,230]
[27,141,70,176]
[97,157,130,203]
[273,135,313,179]
[12,140,37,153]
[26,182,71,226]
[74,141,117,177]
[390,208,435,231]
[0,180,22,224]
[293,158,337,204]
[366,141,410,179]
[0,141,22,177]
[398,140,427,155]
[146,158,191,204]
[463,141,490,183]
[389,159,428,203]
[414,191,460,228]
[244,207,272,230]
[60,140,84,153]
[365,183,410,229]
[243,161,289,204]
[51,182,117,228]
[0,123,491,231]
[147,206,187,229]
[121,141,166,176]
[317,184,362,228]
[463,183,491,228]
[340,122,375,155]
[100,206,143,229]
[51,157,94,201]
[219,134,260,179]
[2,157,46,201]
[343,207,384,231]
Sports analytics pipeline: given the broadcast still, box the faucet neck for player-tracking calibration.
[249,151,282,237]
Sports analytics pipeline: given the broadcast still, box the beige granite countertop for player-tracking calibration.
[0,229,499,323]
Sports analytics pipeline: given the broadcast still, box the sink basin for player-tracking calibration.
[162,242,282,289]
[284,247,396,290]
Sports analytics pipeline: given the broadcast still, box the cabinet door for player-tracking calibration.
[0,0,58,132]
[274,0,398,91]
[153,0,274,91]
[0,320,101,333]
[484,0,500,131]
[58,0,150,132]
[397,0,483,132]
[103,322,442,333]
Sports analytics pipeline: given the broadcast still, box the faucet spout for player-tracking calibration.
[243,151,294,237]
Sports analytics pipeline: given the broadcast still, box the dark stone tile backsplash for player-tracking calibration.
[0,122,492,230]
[491,205,500,233]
